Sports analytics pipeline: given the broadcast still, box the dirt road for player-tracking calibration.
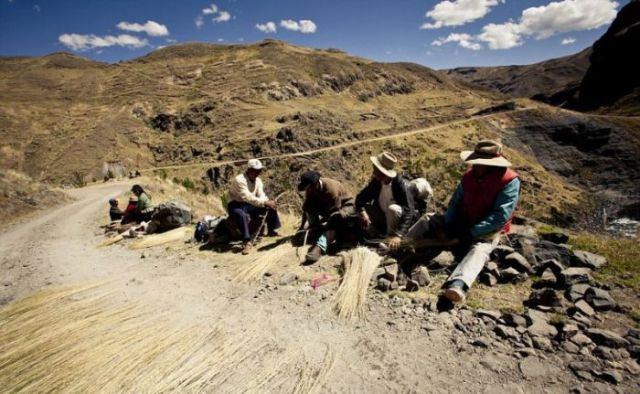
[0,182,597,392]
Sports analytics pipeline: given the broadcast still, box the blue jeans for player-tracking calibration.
[227,201,281,241]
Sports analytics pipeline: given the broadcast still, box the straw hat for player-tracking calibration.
[460,140,512,167]
[370,151,398,178]
[247,159,264,170]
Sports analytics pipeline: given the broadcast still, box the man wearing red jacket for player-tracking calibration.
[407,140,520,304]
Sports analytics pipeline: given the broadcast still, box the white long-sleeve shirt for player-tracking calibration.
[228,173,269,207]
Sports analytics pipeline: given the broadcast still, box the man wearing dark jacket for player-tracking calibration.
[356,151,417,250]
[298,171,356,263]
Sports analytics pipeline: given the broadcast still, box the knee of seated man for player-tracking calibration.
[388,204,403,218]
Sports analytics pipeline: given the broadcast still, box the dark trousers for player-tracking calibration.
[228,201,281,241]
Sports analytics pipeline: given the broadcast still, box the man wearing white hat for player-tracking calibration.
[407,140,520,304]
[227,159,281,254]
[355,151,418,250]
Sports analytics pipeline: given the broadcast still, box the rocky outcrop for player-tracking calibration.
[572,0,640,112]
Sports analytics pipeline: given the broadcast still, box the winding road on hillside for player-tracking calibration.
[0,180,591,392]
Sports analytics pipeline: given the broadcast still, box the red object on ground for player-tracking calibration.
[311,274,336,290]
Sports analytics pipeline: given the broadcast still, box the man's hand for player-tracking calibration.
[386,236,402,251]
[264,200,277,210]
[359,211,371,229]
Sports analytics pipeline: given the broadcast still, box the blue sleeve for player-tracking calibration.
[444,183,464,225]
[470,178,521,238]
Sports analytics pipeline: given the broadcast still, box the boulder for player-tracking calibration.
[571,299,595,317]
[500,267,528,283]
[570,333,593,346]
[429,251,455,267]
[476,309,501,321]
[382,263,399,282]
[535,259,565,278]
[479,272,498,286]
[586,328,630,348]
[503,313,527,328]
[491,245,515,261]
[533,240,574,266]
[572,251,607,270]
[148,200,192,233]
[566,283,591,302]
[485,261,500,277]
[377,277,392,291]
[525,288,562,307]
[593,346,630,361]
[494,325,520,341]
[411,266,431,287]
[560,267,593,286]
[583,287,616,311]
[405,279,419,292]
[504,252,533,274]
[540,232,570,244]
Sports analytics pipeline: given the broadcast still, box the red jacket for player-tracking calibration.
[460,167,519,233]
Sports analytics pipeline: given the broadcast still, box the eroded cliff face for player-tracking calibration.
[573,0,640,113]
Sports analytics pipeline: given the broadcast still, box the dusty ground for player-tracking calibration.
[0,181,633,393]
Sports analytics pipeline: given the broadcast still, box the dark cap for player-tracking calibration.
[297,171,321,192]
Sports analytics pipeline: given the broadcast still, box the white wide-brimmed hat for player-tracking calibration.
[370,151,398,178]
[460,140,512,167]
[247,158,264,170]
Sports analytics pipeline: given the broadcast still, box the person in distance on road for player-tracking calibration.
[297,171,357,264]
[406,140,521,305]
[227,159,281,255]
[355,151,418,251]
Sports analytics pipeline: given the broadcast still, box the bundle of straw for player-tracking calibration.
[96,233,125,248]
[332,247,382,321]
[0,284,337,392]
[128,226,191,250]
[234,243,297,283]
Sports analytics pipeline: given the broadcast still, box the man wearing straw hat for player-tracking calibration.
[227,159,281,255]
[407,140,520,304]
[355,151,418,250]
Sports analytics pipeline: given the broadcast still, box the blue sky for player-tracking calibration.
[0,0,623,69]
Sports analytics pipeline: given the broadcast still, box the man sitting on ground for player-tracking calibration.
[298,171,356,264]
[355,151,417,251]
[407,140,520,304]
[227,159,281,255]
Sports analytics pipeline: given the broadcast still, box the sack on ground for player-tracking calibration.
[147,200,192,234]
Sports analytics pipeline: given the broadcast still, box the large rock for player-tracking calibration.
[491,245,515,261]
[535,259,565,278]
[525,309,558,339]
[560,267,593,286]
[533,240,574,267]
[504,252,533,274]
[540,232,570,244]
[148,200,192,233]
[479,272,498,287]
[411,266,431,287]
[586,328,630,348]
[584,287,616,311]
[525,288,563,307]
[500,267,528,283]
[572,251,607,270]
[429,251,455,267]
[572,299,595,317]
[566,283,591,302]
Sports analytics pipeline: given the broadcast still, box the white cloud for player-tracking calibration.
[477,22,523,49]
[59,33,148,51]
[256,21,277,33]
[217,38,224,42]
[213,11,231,23]
[280,19,317,33]
[202,4,218,15]
[33,4,40,12]
[116,20,169,37]
[476,0,618,49]
[421,0,504,29]
[562,37,576,45]
[166,38,177,43]
[432,33,482,50]
[195,16,204,28]
[518,0,618,39]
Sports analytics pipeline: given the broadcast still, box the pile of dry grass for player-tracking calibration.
[234,242,298,283]
[0,284,336,392]
[129,226,191,249]
[332,247,382,321]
